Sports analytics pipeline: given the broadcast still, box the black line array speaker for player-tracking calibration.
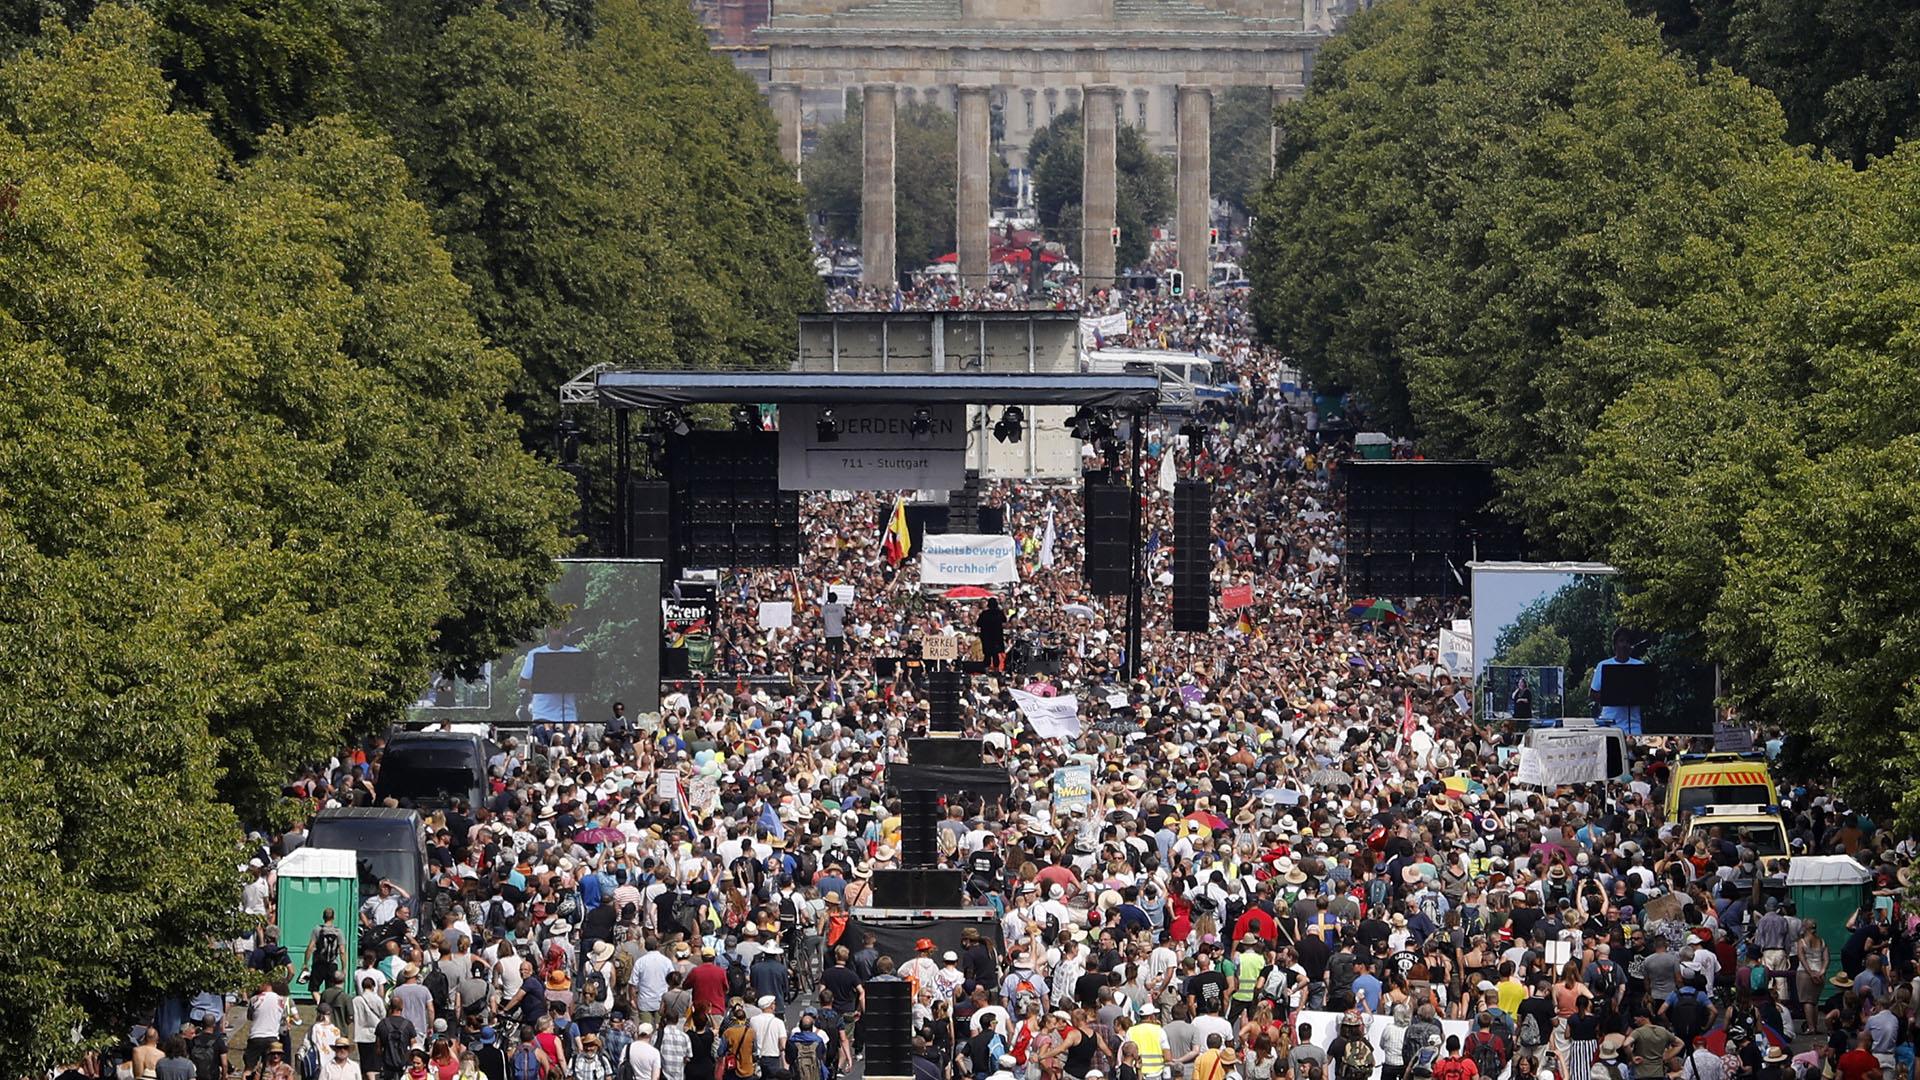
[926,670,962,734]
[897,789,942,869]
[862,980,914,1076]
[1343,460,1518,597]
[947,470,981,533]
[667,432,799,568]
[908,737,983,768]
[1172,480,1210,632]
[1084,480,1132,597]
[629,480,670,562]
[976,505,1005,535]
[870,868,966,909]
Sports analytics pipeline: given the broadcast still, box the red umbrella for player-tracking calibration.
[932,252,958,263]
[945,585,994,600]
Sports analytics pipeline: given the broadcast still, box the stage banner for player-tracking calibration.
[921,533,1021,585]
[779,404,966,491]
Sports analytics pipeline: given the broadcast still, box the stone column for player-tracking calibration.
[1081,84,1121,293]
[1177,85,1212,292]
[861,84,897,288]
[955,85,993,289]
[770,82,803,176]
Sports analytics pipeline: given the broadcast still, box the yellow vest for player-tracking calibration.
[1130,1023,1168,1076]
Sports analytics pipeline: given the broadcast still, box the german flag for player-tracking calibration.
[882,496,912,566]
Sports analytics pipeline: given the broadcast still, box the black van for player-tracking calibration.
[307,807,429,904]
[374,730,493,811]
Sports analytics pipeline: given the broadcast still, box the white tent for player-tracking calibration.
[1784,854,1872,887]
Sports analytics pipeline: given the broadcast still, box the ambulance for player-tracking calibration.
[1665,751,1780,820]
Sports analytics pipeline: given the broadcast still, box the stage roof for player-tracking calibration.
[594,371,1160,410]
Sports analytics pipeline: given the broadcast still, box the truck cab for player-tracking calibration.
[1665,752,1779,821]
[1684,803,1791,876]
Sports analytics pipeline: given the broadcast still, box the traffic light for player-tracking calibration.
[1208,227,1219,246]
[1169,269,1185,297]
[1109,226,1121,248]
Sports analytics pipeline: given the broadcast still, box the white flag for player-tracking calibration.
[1158,446,1177,493]
[1039,504,1057,569]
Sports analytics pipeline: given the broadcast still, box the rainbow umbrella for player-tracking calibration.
[1347,598,1404,622]
[1441,776,1486,798]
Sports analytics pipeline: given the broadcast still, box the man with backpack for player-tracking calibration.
[182,1015,228,1080]
[1331,1014,1377,1080]
[1660,976,1716,1048]
[787,1014,833,1080]
[1432,1036,1478,1080]
[372,999,418,1080]
[1585,946,1625,1026]
[508,1026,554,1080]
[1515,981,1556,1070]
[307,910,348,1000]
[1465,1018,1507,1080]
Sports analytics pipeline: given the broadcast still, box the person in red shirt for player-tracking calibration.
[1837,1032,1882,1080]
[1232,897,1279,944]
[686,946,730,1018]
[1432,1035,1480,1080]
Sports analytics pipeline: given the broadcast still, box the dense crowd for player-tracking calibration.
[89,282,1920,1080]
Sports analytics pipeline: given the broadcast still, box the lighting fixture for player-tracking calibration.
[909,406,933,443]
[817,409,839,442]
[993,406,1025,444]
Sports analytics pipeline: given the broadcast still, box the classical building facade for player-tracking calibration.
[757,0,1349,289]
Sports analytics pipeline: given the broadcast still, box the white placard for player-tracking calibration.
[656,769,681,806]
[1438,628,1473,674]
[1079,311,1129,348]
[686,777,720,816]
[820,585,856,606]
[1011,689,1081,740]
[779,404,967,491]
[922,634,959,661]
[920,533,1021,585]
[1515,730,1612,787]
[757,601,793,629]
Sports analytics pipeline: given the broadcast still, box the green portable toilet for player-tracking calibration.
[1785,854,1872,984]
[277,846,360,1003]
[1355,432,1392,460]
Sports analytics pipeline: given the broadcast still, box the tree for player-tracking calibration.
[1028,108,1173,269]
[0,9,570,1063]
[805,97,1009,271]
[1246,0,1790,537]
[1630,0,1920,166]
[1210,86,1274,218]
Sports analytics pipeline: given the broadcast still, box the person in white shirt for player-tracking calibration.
[626,1024,663,1080]
[317,1037,361,1080]
[631,942,675,1025]
[748,999,787,1077]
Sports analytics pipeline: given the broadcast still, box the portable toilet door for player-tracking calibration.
[277,847,361,1003]
[1784,855,1873,984]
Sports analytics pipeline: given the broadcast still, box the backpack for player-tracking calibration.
[425,962,454,1015]
[1410,1046,1442,1079]
[486,897,510,933]
[1339,1036,1376,1080]
[1517,1011,1542,1049]
[1012,975,1042,1014]
[312,926,343,972]
[727,958,751,1001]
[1044,911,1062,947]
[791,1036,822,1080]
[1468,1033,1504,1080]
[1588,960,1619,1003]
[1262,963,1291,1004]
[189,1032,223,1080]
[1669,989,1706,1041]
[511,1042,544,1080]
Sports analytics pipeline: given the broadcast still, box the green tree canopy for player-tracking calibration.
[1628,0,1920,167]
[1028,108,1173,270]
[1211,86,1275,218]
[1247,0,1792,536]
[0,8,570,1062]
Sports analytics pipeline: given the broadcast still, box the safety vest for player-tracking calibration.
[1234,951,1266,1002]
[1130,1023,1168,1078]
